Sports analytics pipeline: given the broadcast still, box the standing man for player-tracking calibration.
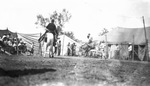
[67,42,71,56]
[128,44,132,60]
[71,43,74,56]
[30,42,34,55]
[54,41,58,55]
[73,43,76,56]
[57,40,61,56]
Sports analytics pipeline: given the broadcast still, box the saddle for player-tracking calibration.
[38,32,58,46]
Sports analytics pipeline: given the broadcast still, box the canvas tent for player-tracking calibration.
[17,33,41,54]
[0,29,17,38]
[99,26,150,45]
[98,26,150,61]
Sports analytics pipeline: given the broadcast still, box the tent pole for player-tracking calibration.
[142,16,149,61]
[132,35,134,61]
[62,35,65,56]
[39,33,42,56]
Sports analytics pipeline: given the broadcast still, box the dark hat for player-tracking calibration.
[51,19,55,23]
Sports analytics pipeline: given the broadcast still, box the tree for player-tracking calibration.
[63,31,75,40]
[35,9,72,35]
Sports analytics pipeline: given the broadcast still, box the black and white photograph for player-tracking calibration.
[0,0,150,86]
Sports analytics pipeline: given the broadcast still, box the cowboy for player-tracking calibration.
[45,19,58,46]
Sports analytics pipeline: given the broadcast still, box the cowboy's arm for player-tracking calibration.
[54,25,58,35]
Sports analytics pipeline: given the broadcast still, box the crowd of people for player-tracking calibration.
[0,33,34,55]
[67,42,76,56]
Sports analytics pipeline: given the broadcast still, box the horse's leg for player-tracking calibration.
[46,43,49,52]
[46,33,54,58]
[43,41,50,57]
[49,47,51,58]
[46,42,51,58]
[52,46,54,58]
[51,41,54,58]
[53,46,55,57]
[48,39,54,58]
[51,36,55,58]
[43,42,47,57]
[41,41,44,57]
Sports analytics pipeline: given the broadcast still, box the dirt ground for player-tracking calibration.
[0,55,150,86]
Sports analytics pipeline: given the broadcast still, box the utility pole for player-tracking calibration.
[105,34,108,59]
[142,16,149,61]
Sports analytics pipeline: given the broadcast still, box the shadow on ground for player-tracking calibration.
[0,68,56,78]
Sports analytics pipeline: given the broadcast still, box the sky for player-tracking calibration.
[0,0,150,41]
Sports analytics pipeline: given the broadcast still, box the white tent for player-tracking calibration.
[17,33,41,54]
[58,35,81,56]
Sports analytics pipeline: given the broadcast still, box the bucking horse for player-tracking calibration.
[80,42,95,57]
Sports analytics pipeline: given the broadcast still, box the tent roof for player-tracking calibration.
[59,34,81,46]
[0,29,17,38]
[99,26,150,45]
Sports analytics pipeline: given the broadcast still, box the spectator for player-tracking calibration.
[54,41,58,55]
[72,43,76,56]
[2,34,11,45]
[6,33,11,39]
[7,39,13,46]
[18,41,22,47]
[13,41,17,51]
[57,40,61,56]
[3,39,8,45]
[128,44,132,60]
[18,42,27,53]
[19,38,23,43]
[12,38,18,51]
[2,34,7,42]
[87,33,90,39]
[30,42,34,55]
[71,43,74,56]
[18,41,26,53]
[86,33,93,44]
[67,42,71,56]
[2,34,8,45]
[71,43,76,56]
[88,37,93,44]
